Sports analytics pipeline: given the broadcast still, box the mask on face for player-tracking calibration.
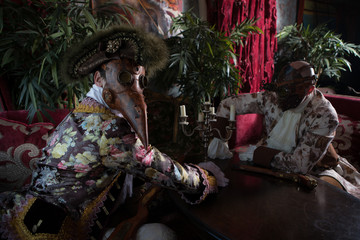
[261,61,317,111]
[61,25,169,149]
[101,59,149,149]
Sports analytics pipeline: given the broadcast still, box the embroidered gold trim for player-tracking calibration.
[9,197,74,240]
[77,173,122,234]
[73,103,112,114]
[8,173,122,240]
[207,175,217,188]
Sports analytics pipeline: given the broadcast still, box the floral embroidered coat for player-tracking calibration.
[217,89,360,198]
[0,97,215,240]
[217,89,339,174]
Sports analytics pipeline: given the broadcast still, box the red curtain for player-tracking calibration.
[207,0,277,93]
[206,0,277,148]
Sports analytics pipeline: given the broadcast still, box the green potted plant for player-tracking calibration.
[0,0,133,122]
[144,11,262,157]
[275,23,360,90]
[150,11,262,109]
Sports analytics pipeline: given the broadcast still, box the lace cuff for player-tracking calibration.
[179,164,217,205]
[198,161,229,187]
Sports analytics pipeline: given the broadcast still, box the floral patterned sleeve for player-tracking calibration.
[102,134,217,205]
[270,100,339,174]
[270,131,335,174]
[216,90,339,175]
[28,105,216,220]
[216,92,266,118]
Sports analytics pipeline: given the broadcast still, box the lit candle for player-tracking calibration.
[210,107,215,114]
[180,105,186,117]
[198,112,204,121]
[230,105,235,121]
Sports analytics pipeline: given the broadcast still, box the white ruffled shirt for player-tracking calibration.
[86,84,124,118]
[266,91,314,153]
[86,84,110,109]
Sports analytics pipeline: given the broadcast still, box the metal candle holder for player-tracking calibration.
[179,102,236,161]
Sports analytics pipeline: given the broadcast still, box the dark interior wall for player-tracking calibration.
[276,0,298,32]
[183,0,207,20]
[332,0,360,92]
[301,0,360,92]
[184,0,360,92]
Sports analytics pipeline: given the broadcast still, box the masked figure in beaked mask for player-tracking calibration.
[212,61,360,198]
[0,25,227,240]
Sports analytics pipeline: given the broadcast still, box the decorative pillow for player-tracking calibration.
[232,114,264,148]
[332,114,360,170]
[0,117,55,192]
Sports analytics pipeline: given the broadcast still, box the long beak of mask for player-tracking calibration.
[101,60,149,149]
[105,89,148,149]
[63,26,169,150]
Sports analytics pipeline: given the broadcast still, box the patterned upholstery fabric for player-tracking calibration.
[0,109,69,192]
[0,117,54,192]
[324,94,360,170]
[333,114,360,170]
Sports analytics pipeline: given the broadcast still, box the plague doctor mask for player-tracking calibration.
[61,25,169,149]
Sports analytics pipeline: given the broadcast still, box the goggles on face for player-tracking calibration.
[260,75,317,97]
[101,60,149,149]
[118,71,148,89]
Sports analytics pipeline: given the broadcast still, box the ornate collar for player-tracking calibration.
[73,97,112,114]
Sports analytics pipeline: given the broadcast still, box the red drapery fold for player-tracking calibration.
[206,0,278,147]
[207,0,277,93]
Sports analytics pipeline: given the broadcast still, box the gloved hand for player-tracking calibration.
[207,138,233,159]
[238,144,257,162]
[198,161,229,188]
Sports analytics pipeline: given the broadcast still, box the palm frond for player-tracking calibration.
[0,0,132,122]
[275,23,360,82]
[154,11,261,107]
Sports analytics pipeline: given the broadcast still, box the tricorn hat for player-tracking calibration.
[61,24,169,82]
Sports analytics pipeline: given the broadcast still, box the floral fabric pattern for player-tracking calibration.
[217,89,339,174]
[1,97,216,239]
[22,98,213,218]
[218,90,360,197]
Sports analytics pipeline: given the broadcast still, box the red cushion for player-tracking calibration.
[333,114,360,170]
[229,114,264,149]
[0,109,70,126]
[325,94,360,120]
[0,117,55,192]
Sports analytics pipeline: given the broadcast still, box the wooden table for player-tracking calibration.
[169,160,360,240]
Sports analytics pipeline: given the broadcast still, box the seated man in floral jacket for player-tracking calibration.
[212,61,360,198]
[0,25,226,240]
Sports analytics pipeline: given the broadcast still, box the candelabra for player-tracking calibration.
[179,102,236,161]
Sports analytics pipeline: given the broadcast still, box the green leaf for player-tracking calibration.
[49,31,64,39]
[18,77,28,105]
[0,38,13,47]
[31,79,49,98]
[15,30,39,34]
[82,8,97,31]
[28,82,38,111]
[0,8,3,33]
[339,58,352,71]
[324,58,330,69]
[31,37,41,54]
[207,42,214,57]
[1,48,14,67]
[51,62,59,88]
[38,57,47,84]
